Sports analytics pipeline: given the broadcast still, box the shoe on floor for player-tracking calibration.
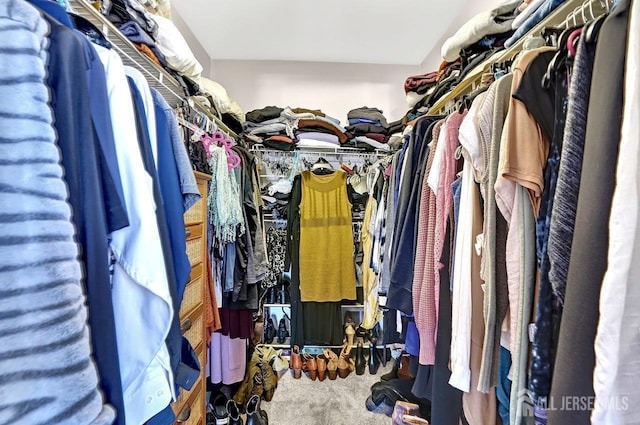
[246,394,268,425]
[211,394,229,425]
[226,399,243,425]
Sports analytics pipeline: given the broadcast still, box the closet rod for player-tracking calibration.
[75,0,238,139]
[251,146,390,156]
[75,0,184,106]
[560,0,612,28]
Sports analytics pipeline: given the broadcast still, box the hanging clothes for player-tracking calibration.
[99,44,175,425]
[592,0,640,421]
[36,4,127,421]
[476,73,513,395]
[286,174,343,347]
[549,0,632,424]
[298,170,356,302]
[0,1,114,423]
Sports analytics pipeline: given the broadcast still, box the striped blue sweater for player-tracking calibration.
[0,1,114,424]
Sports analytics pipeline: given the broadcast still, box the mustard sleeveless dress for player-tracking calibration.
[299,170,356,302]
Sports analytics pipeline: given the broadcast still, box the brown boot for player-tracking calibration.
[323,349,339,380]
[290,345,303,379]
[303,353,317,380]
[316,354,327,381]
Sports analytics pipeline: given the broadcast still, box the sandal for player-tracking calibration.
[323,349,339,380]
[337,344,354,379]
[344,313,356,345]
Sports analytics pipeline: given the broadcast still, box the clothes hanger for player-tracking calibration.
[542,25,582,88]
[567,28,582,57]
[584,12,608,43]
[311,157,334,175]
[176,116,206,141]
[541,27,564,46]
[456,95,470,114]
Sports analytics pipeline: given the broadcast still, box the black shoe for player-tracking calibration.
[264,318,276,344]
[267,287,277,304]
[281,276,291,304]
[226,399,243,425]
[277,318,288,344]
[211,394,228,425]
[355,340,366,375]
[246,394,268,425]
[368,337,380,374]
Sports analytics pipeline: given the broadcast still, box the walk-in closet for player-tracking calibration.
[1,0,638,424]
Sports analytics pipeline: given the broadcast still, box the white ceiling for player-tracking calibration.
[171,0,472,65]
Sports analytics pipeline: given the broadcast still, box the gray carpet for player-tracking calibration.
[260,364,392,425]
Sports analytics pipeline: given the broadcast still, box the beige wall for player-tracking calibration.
[170,0,506,121]
[209,60,419,124]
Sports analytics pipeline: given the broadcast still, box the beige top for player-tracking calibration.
[496,46,555,217]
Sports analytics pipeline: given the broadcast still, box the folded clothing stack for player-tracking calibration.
[404,71,439,108]
[295,116,347,149]
[242,106,346,151]
[440,0,521,62]
[406,28,510,117]
[344,107,391,152]
[105,0,204,87]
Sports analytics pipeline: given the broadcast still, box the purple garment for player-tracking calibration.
[208,333,247,385]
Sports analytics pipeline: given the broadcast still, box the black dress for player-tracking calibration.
[287,175,343,347]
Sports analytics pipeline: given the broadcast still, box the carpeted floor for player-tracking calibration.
[260,364,392,425]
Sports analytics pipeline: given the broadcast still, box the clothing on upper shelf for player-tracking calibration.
[151,13,203,84]
[119,20,167,66]
[404,71,439,94]
[242,107,348,149]
[512,0,546,29]
[440,0,520,62]
[246,105,284,123]
[504,0,566,48]
[347,106,390,128]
